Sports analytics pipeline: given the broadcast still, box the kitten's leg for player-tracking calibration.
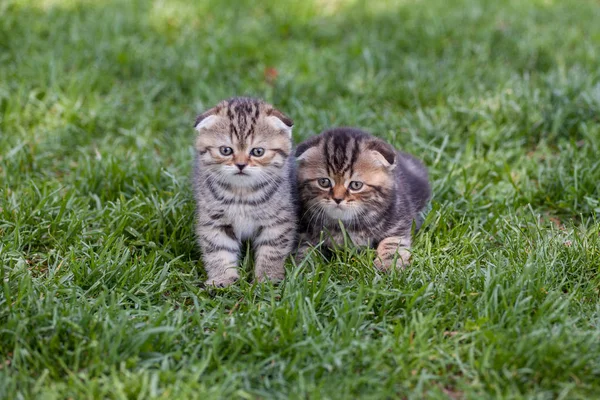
[374,235,412,271]
[294,233,313,264]
[197,224,240,287]
[253,221,296,283]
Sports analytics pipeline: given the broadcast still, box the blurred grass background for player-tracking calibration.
[1,0,600,398]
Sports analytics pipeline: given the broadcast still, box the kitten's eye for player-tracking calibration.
[219,146,233,156]
[250,148,265,157]
[317,178,332,188]
[349,181,363,191]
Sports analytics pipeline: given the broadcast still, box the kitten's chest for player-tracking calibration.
[225,204,263,240]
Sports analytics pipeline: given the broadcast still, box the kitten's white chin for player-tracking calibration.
[325,206,354,221]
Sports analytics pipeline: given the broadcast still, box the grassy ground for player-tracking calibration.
[1,0,600,398]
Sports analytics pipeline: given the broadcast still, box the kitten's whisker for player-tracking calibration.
[306,204,322,230]
[302,201,324,227]
[308,202,328,231]
[302,201,322,220]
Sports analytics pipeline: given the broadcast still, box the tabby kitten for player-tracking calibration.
[193,97,297,287]
[295,128,431,270]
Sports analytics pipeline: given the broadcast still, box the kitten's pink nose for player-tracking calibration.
[235,163,247,171]
[333,198,343,204]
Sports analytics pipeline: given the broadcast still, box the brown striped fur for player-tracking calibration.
[193,97,297,286]
[295,128,431,270]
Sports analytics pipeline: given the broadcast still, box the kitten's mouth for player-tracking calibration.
[235,172,247,176]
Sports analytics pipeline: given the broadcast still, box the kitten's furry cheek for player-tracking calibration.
[195,115,219,132]
[266,115,292,137]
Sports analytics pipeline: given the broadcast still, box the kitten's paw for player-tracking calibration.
[374,249,411,271]
[373,257,393,271]
[205,270,239,288]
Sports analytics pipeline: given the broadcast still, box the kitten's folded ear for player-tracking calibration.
[367,139,397,169]
[194,106,220,132]
[266,108,293,137]
[295,135,322,161]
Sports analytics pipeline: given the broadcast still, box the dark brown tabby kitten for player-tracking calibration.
[193,97,297,287]
[295,128,431,270]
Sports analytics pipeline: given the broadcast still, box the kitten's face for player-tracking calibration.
[194,98,293,188]
[297,129,396,223]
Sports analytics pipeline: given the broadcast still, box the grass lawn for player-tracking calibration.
[1,0,600,398]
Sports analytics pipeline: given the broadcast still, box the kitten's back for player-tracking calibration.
[396,151,431,213]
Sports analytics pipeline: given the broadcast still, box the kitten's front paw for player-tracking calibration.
[205,269,239,288]
[374,249,411,271]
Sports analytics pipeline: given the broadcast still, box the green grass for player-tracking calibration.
[1,0,600,398]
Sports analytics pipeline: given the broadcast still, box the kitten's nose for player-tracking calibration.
[235,163,247,171]
[333,198,343,204]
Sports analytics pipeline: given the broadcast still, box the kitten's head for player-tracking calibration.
[194,97,293,187]
[296,128,396,223]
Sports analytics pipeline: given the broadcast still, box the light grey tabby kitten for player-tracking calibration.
[193,97,298,287]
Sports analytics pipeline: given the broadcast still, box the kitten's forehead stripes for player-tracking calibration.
[322,133,362,176]
[233,102,249,139]
[349,138,360,176]
[195,97,292,146]
[249,106,260,141]
[323,138,333,174]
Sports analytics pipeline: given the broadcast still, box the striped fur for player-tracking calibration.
[193,97,297,286]
[295,128,431,270]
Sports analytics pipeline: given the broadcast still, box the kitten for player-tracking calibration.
[295,127,431,270]
[193,97,298,287]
